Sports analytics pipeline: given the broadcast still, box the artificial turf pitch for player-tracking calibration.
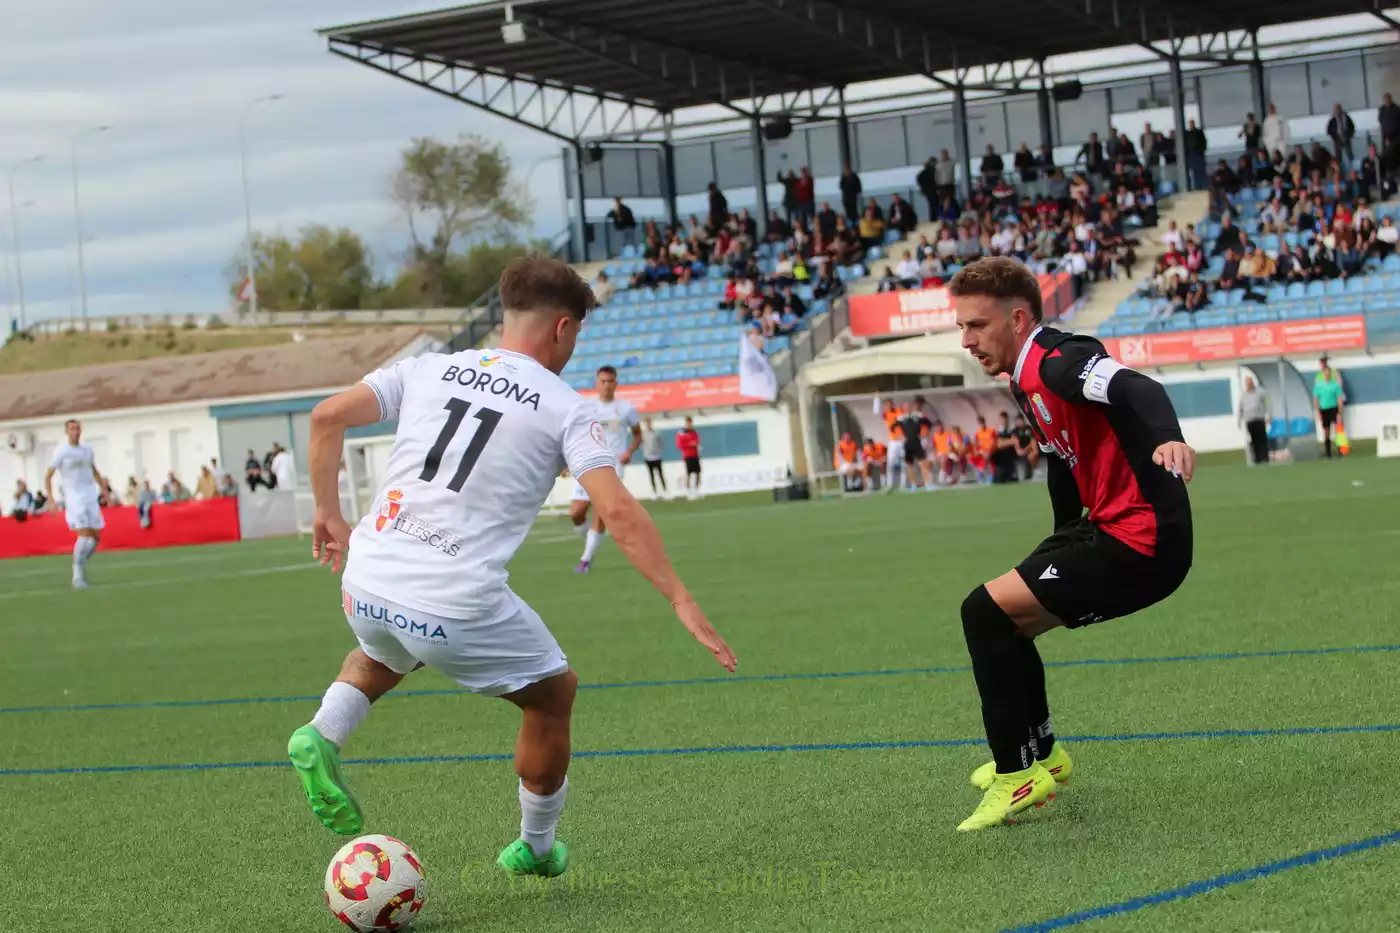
[4,456,1399,933]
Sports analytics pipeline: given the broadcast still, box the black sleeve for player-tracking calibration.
[1107,371,1186,446]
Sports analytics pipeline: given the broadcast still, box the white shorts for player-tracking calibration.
[887,439,905,464]
[838,461,861,477]
[571,461,624,502]
[65,498,104,532]
[341,581,569,697]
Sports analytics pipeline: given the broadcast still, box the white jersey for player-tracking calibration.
[49,443,100,506]
[345,348,618,619]
[591,397,641,457]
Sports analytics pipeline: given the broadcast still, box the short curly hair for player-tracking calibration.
[948,257,1043,322]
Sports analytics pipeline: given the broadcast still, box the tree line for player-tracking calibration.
[228,134,539,311]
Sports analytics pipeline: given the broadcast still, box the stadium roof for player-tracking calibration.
[0,329,433,423]
[321,0,1392,140]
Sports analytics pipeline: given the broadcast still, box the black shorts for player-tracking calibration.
[903,439,925,463]
[1016,518,1191,629]
[1320,407,1339,430]
[684,456,701,475]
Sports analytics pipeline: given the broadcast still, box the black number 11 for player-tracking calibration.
[419,398,503,492]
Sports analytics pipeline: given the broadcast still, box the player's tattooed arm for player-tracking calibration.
[577,466,737,672]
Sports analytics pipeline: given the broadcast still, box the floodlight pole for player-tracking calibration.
[836,87,853,172]
[1036,60,1055,152]
[239,94,285,325]
[6,156,43,332]
[661,111,680,229]
[71,125,111,330]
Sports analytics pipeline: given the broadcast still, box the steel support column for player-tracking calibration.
[571,144,590,262]
[1250,30,1268,120]
[1037,60,1054,150]
[1169,56,1190,193]
[661,114,680,229]
[953,84,973,202]
[750,116,770,222]
[836,87,854,170]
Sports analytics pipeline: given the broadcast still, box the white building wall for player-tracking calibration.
[2,404,221,503]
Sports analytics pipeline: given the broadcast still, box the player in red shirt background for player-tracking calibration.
[676,417,702,499]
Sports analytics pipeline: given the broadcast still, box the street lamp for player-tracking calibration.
[72,125,112,329]
[6,155,45,332]
[239,93,286,325]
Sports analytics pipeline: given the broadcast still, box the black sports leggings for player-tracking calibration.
[646,459,666,491]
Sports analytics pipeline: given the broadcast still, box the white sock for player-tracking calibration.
[571,519,588,538]
[83,537,98,563]
[73,539,85,571]
[519,777,568,856]
[309,682,371,748]
[581,529,606,563]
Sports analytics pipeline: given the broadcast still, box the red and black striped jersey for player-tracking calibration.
[1010,326,1191,556]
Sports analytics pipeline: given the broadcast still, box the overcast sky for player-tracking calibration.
[0,0,571,326]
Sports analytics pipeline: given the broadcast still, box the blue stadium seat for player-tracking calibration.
[1267,418,1288,438]
[1239,307,1279,324]
[1285,282,1306,299]
[1259,234,1280,252]
[1384,254,1400,273]
[1305,280,1327,298]
[1165,314,1195,331]
[1325,279,1348,296]
[1289,417,1314,437]
[1346,276,1368,294]
[1265,284,1287,302]
[1194,309,1235,328]
[1281,303,1319,320]
[619,245,638,260]
[1282,232,1299,248]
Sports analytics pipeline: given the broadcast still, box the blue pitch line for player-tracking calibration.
[3,643,1398,716]
[2,722,1398,778]
[1003,828,1400,932]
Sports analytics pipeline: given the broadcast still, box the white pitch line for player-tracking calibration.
[0,563,322,601]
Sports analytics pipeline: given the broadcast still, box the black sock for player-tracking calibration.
[1325,436,1333,458]
[1018,637,1055,759]
[961,586,1033,774]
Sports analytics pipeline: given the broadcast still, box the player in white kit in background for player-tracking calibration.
[568,365,641,574]
[44,419,106,590]
[286,256,736,880]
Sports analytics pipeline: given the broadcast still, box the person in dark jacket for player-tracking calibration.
[1327,103,1356,166]
[839,163,862,222]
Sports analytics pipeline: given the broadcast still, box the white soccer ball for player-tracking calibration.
[323,834,427,932]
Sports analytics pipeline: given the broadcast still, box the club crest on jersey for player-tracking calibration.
[375,489,404,531]
[1031,393,1052,424]
[589,421,607,448]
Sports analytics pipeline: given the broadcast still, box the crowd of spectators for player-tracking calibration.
[1141,101,1400,316]
[6,456,239,521]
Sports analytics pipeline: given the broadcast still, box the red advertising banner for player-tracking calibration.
[0,498,241,560]
[848,273,1071,338]
[583,375,756,413]
[1099,315,1369,367]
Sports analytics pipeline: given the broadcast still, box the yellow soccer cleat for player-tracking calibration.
[957,763,1057,832]
[970,743,1074,791]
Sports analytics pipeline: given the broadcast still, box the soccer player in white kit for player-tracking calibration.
[287,256,736,880]
[568,365,641,574]
[44,419,106,590]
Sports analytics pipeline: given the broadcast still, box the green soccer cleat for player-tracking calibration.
[971,743,1074,791]
[287,725,364,836]
[496,839,570,878]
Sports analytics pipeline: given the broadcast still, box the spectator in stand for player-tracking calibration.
[934,226,960,263]
[955,225,982,264]
[888,193,917,237]
[1217,248,1242,291]
[919,251,946,285]
[1036,143,1055,176]
[136,480,156,528]
[607,197,637,246]
[795,167,816,225]
[1077,131,1107,177]
[1178,271,1208,313]
[876,266,900,293]
[1013,142,1036,182]
[1138,124,1159,168]
[1106,126,1122,162]
[245,449,267,491]
[1240,245,1274,291]
[1239,113,1262,154]
[1327,103,1356,166]
[707,182,728,229]
[1212,213,1244,257]
[164,472,191,503]
[778,170,799,221]
[858,205,886,251]
[1235,154,1256,189]
[1161,219,1185,253]
[11,480,34,520]
[765,209,790,244]
[1274,244,1308,283]
[195,465,218,500]
[1380,93,1400,177]
[1263,103,1290,158]
[1259,196,1291,233]
[979,144,1004,183]
[592,270,615,305]
[934,150,958,201]
[895,250,921,288]
[736,208,758,242]
[270,443,296,490]
[839,163,862,221]
[1360,144,1386,198]
[815,201,839,239]
[1375,216,1400,257]
[1116,131,1137,165]
[1062,240,1089,298]
[1185,119,1208,190]
[916,156,940,222]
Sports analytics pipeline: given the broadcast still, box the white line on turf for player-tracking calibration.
[0,562,322,601]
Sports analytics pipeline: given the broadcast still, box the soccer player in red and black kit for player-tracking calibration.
[948,257,1195,831]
